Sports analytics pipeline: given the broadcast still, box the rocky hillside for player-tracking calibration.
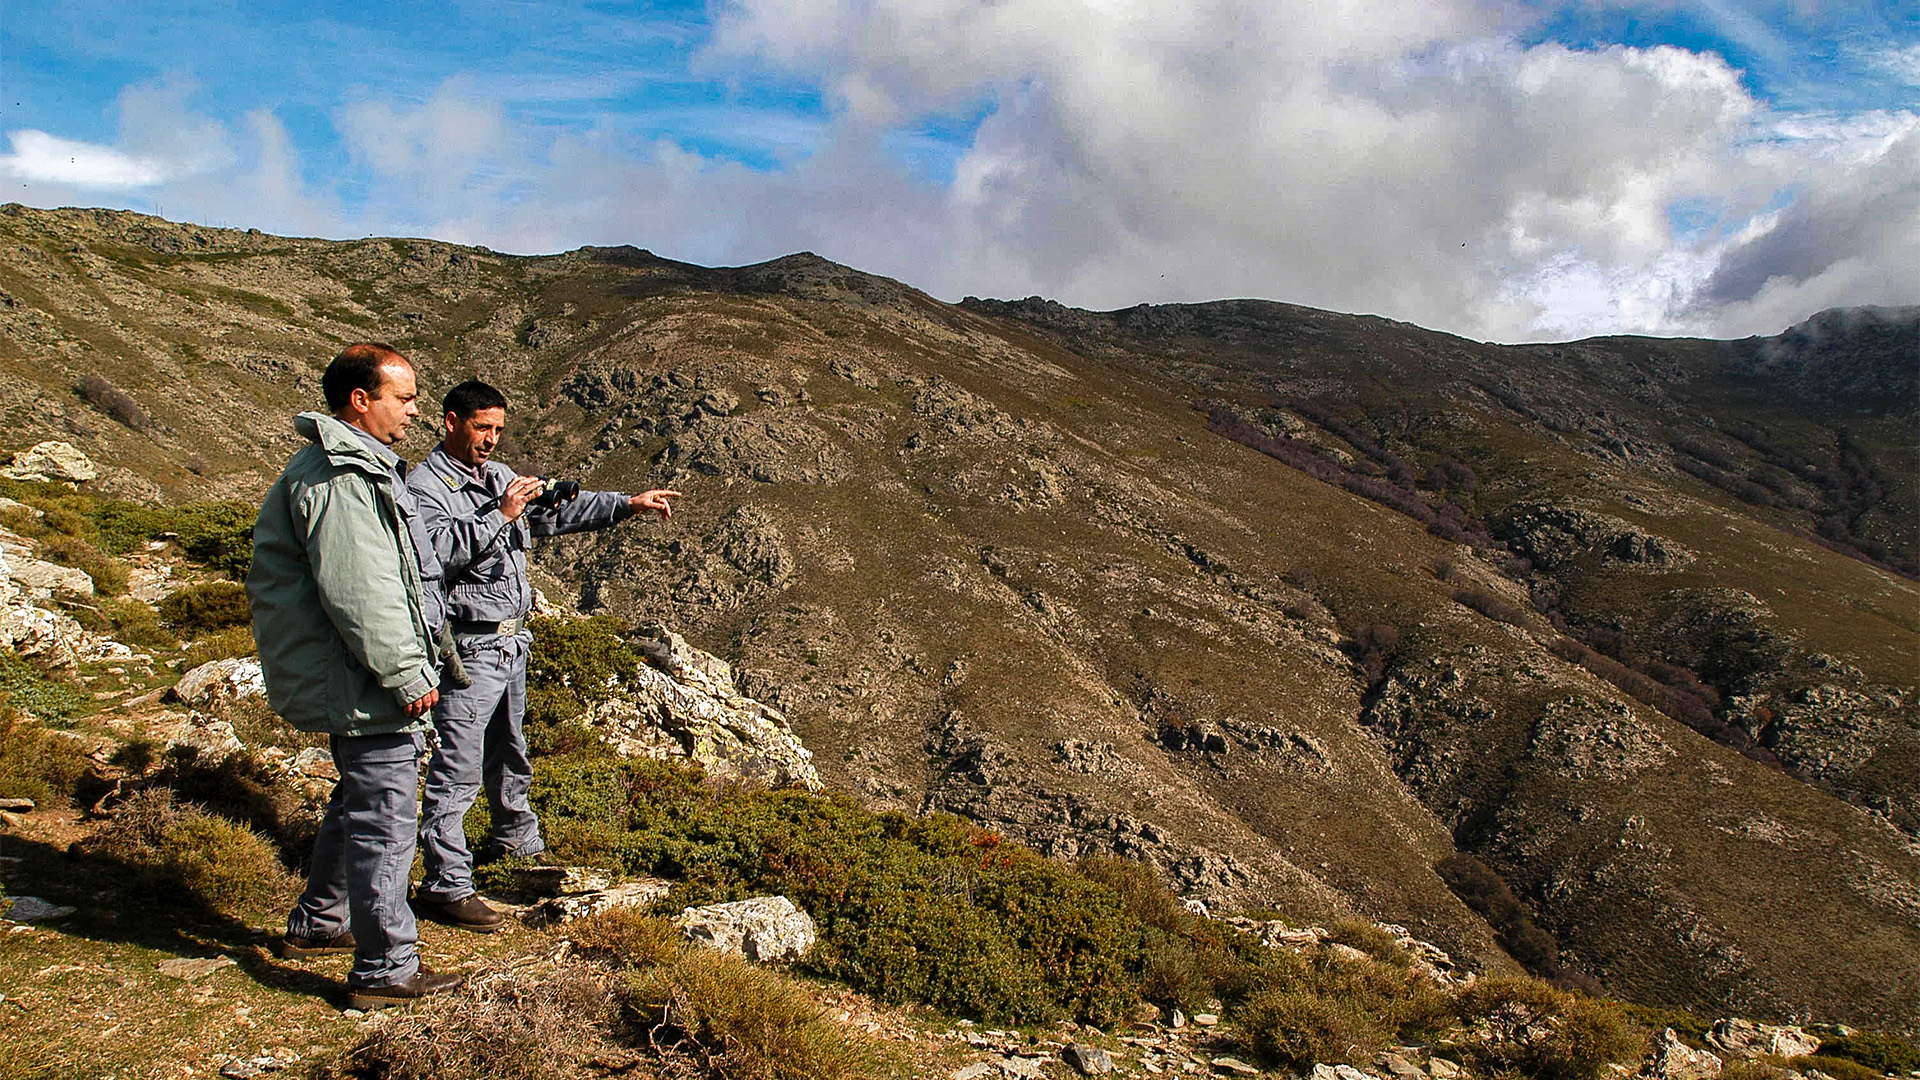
[0,205,1914,1031]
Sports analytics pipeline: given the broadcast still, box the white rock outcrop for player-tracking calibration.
[2,441,98,484]
[673,895,817,963]
[590,624,820,790]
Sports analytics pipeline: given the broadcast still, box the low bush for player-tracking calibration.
[1453,976,1637,1080]
[76,375,150,432]
[0,649,88,723]
[1237,986,1391,1068]
[1453,588,1537,630]
[1790,1057,1885,1080]
[525,615,644,732]
[76,789,288,916]
[1435,853,1564,976]
[625,945,875,1080]
[36,533,129,595]
[567,909,684,969]
[522,751,1142,1024]
[0,704,92,805]
[1619,1002,1711,1041]
[1325,917,1408,966]
[91,499,255,576]
[328,962,622,1080]
[1809,1029,1920,1076]
[159,581,251,635]
[102,596,174,650]
[179,626,257,670]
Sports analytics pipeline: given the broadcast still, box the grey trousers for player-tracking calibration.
[287,731,423,988]
[417,633,543,902]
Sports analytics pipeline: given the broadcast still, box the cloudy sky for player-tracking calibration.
[2,0,1914,342]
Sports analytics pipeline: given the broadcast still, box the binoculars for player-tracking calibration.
[527,478,581,510]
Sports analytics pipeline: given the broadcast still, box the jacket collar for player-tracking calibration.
[423,443,493,493]
[294,412,400,480]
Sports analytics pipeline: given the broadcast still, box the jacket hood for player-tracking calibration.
[295,411,392,475]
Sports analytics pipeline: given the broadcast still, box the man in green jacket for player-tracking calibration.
[246,342,461,1009]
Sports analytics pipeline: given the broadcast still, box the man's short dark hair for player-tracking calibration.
[443,379,509,419]
[323,343,408,411]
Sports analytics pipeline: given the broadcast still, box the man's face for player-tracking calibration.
[359,361,420,445]
[444,406,507,467]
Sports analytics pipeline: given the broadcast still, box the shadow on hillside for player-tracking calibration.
[0,831,345,1005]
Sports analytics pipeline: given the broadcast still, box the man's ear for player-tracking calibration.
[348,386,373,415]
[444,411,459,435]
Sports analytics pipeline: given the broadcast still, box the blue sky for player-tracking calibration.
[1,0,1914,341]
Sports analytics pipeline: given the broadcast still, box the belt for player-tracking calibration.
[451,615,527,637]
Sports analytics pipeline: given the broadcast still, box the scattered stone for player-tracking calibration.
[159,955,237,980]
[0,798,33,812]
[1169,1008,1188,1029]
[1193,1013,1219,1027]
[169,657,266,706]
[1379,1052,1427,1078]
[2,441,98,483]
[1642,1028,1723,1080]
[524,878,672,925]
[158,711,245,764]
[290,746,337,780]
[1313,1065,1376,1080]
[673,895,818,963]
[1212,1058,1260,1075]
[998,1055,1047,1078]
[1428,1058,1463,1080]
[1064,1044,1115,1074]
[1707,1019,1821,1059]
[2,896,75,923]
[952,1065,994,1080]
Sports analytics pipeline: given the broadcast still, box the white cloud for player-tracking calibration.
[9,2,1915,343]
[0,130,170,189]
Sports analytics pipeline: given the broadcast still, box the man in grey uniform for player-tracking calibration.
[247,343,462,1009]
[406,379,679,929]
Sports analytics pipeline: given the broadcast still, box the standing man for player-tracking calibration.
[247,343,462,1009]
[407,379,679,929]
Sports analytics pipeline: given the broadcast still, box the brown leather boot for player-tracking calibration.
[346,964,464,1010]
[413,893,505,933]
[274,930,356,959]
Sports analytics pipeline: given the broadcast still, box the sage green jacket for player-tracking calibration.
[246,412,439,736]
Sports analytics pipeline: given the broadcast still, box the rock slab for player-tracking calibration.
[673,895,817,963]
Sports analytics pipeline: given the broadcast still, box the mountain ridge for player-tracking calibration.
[0,205,1914,1030]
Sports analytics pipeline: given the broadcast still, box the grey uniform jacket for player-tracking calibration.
[405,445,633,624]
[246,412,441,736]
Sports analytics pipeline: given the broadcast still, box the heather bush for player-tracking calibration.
[77,375,150,432]
[158,581,250,635]
[1435,854,1564,977]
[36,533,129,595]
[1236,987,1390,1068]
[1453,588,1536,629]
[1453,976,1637,1080]
[0,703,91,804]
[178,626,257,669]
[1325,917,1407,966]
[77,789,288,915]
[624,944,876,1080]
[525,615,645,732]
[1810,1029,1920,1075]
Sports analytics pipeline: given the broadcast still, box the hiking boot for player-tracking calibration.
[275,930,356,959]
[413,893,505,933]
[345,965,464,1011]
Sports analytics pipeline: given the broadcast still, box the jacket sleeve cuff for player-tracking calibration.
[394,671,438,707]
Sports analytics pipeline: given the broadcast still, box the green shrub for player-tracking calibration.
[1453,976,1638,1080]
[624,945,875,1080]
[1077,854,1191,934]
[1326,917,1409,966]
[525,615,643,729]
[1810,1029,1920,1075]
[1791,1058,1886,1080]
[178,626,257,669]
[76,789,288,916]
[1621,1003,1713,1042]
[102,597,174,650]
[36,534,129,595]
[1236,986,1392,1068]
[0,650,87,722]
[526,752,1142,1024]
[158,581,251,635]
[0,705,91,804]
[91,499,255,576]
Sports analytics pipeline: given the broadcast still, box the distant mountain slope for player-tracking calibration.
[1,205,1914,1031]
